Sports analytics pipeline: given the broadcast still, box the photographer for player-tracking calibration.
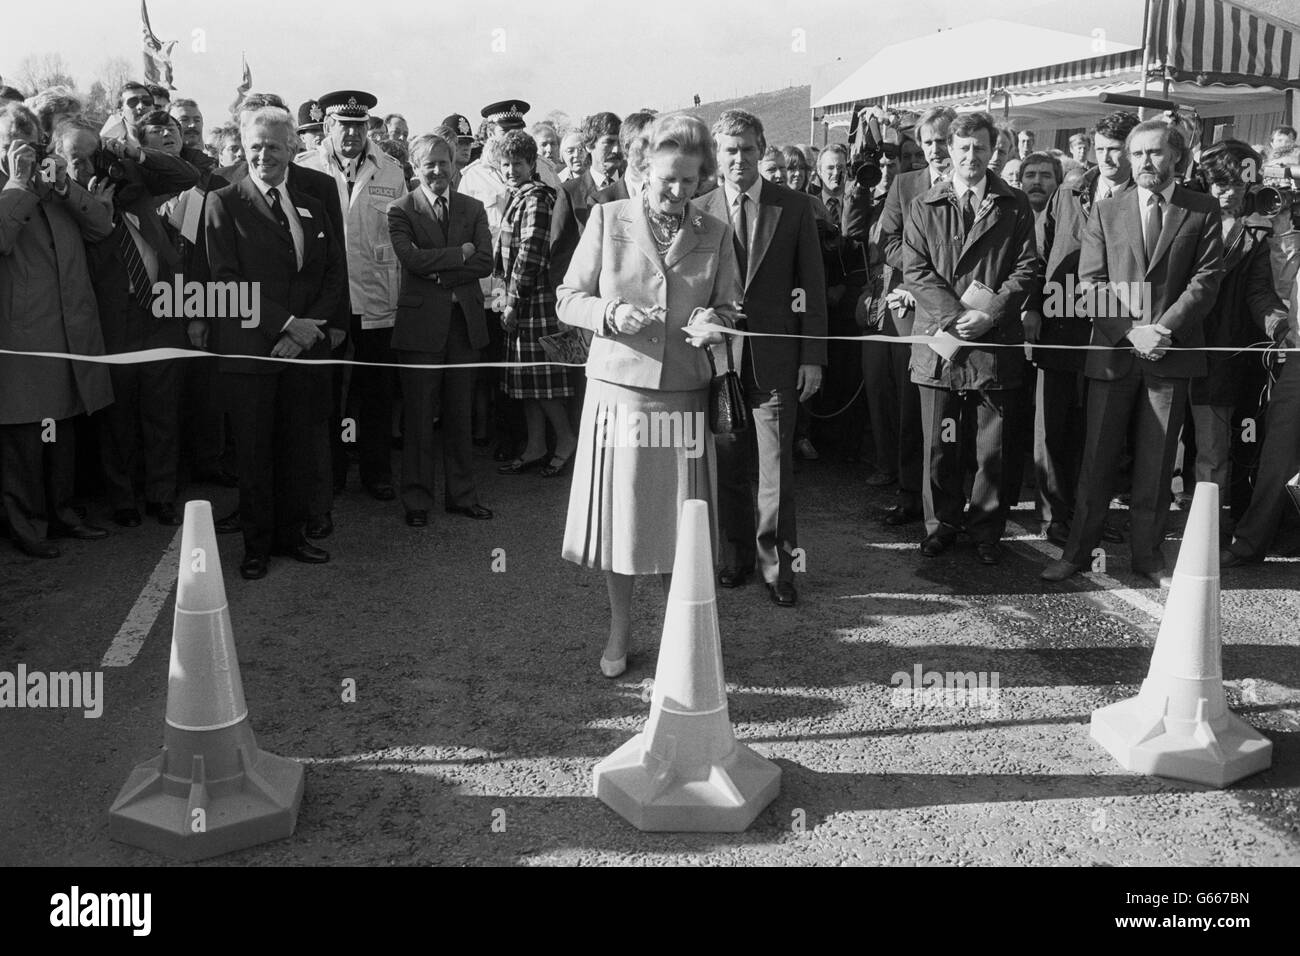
[74,111,200,528]
[0,102,115,558]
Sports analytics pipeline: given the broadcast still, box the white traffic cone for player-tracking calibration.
[1091,482,1273,787]
[593,499,780,830]
[108,500,304,860]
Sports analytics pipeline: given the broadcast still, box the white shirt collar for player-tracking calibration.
[1136,180,1177,208]
[420,183,451,209]
[1094,174,1130,200]
[723,176,762,209]
[248,172,288,201]
[951,173,988,206]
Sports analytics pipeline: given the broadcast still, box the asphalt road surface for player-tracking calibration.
[1,447,1297,866]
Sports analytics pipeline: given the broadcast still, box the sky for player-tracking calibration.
[0,0,1147,133]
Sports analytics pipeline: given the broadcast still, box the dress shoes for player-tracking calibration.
[718,566,753,588]
[445,504,493,520]
[239,555,268,580]
[17,537,59,559]
[1040,559,1081,582]
[49,521,108,541]
[767,581,798,607]
[919,532,956,557]
[271,539,330,564]
[113,508,143,528]
[883,504,923,527]
[215,510,241,535]
[365,482,396,502]
[974,542,1002,565]
[1141,568,1174,589]
[1220,548,1262,568]
[405,510,429,528]
[305,513,333,539]
[147,501,182,526]
[1044,521,1070,546]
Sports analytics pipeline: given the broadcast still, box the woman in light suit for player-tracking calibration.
[557,114,744,678]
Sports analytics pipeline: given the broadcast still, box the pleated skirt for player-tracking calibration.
[562,379,717,575]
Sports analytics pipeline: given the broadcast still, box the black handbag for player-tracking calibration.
[705,342,750,435]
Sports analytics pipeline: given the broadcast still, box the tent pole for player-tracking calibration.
[986,77,993,112]
[1139,0,1155,118]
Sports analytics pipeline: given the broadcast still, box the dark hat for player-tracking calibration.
[297,99,325,133]
[318,89,378,123]
[480,100,530,131]
[441,113,476,140]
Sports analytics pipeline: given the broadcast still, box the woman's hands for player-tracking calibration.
[682,303,746,349]
[611,302,655,335]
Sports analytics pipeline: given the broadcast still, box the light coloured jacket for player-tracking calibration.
[557,198,742,392]
[296,143,407,329]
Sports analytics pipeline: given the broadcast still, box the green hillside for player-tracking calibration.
[679,85,815,149]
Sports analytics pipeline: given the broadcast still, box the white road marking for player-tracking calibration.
[100,528,182,667]
[1003,518,1165,629]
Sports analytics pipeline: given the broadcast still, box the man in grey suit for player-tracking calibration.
[387,133,494,526]
[698,109,828,607]
[1042,119,1224,586]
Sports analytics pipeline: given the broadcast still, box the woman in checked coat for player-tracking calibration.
[493,129,577,478]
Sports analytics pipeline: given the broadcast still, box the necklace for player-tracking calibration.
[645,195,684,252]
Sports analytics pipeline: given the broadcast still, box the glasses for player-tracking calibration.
[125,96,154,109]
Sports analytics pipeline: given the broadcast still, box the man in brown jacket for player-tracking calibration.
[903,110,1042,565]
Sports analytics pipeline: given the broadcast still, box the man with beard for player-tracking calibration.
[1041,119,1224,587]
[1028,111,1139,547]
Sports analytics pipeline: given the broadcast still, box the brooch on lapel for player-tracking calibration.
[691,215,703,229]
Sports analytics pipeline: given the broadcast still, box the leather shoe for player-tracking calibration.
[49,522,108,541]
[1142,568,1174,589]
[149,502,182,526]
[445,504,493,520]
[974,542,1001,565]
[1220,548,1261,568]
[215,510,241,535]
[113,508,143,528]
[365,482,396,501]
[919,532,956,557]
[405,510,428,528]
[239,555,268,580]
[17,537,59,559]
[883,504,923,527]
[767,581,798,607]
[305,513,333,539]
[1044,521,1070,546]
[272,539,330,564]
[718,566,753,588]
[1040,559,1081,582]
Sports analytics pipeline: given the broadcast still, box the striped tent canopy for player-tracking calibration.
[1147,0,1300,88]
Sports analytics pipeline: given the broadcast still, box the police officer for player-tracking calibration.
[297,99,325,152]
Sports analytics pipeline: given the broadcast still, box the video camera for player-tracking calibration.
[1255,163,1300,218]
[847,105,913,191]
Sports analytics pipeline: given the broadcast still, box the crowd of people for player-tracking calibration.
[1,75,1298,675]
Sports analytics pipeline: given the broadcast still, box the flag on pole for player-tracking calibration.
[229,54,253,116]
[140,0,178,90]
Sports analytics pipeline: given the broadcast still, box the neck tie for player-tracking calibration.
[117,219,154,310]
[961,190,976,238]
[826,196,842,222]
[1144,193,1163,265]
[435,194,447,225]
[733,194,749,277]
[267,186,291,234]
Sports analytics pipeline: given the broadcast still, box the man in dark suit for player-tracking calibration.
[387,133,494,526]
[205,94,350,539]
[699,109,828,607]
[563,112,622,229]
[1030,111,1139,545]
[197,107,347,580]
[871,106,955,527]
[593,110,657,205]
[1042,119,1224,587]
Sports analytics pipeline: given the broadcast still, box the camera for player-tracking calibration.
[847,105,910,191]
[1253,163,1299,218]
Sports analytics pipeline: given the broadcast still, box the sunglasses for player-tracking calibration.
[125,96,154,109]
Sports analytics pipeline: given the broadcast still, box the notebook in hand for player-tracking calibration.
[929,280,997,360]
